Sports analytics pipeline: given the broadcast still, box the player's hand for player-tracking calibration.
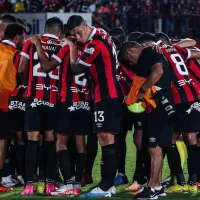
[67,36,77,46]
[143,43,162,54]
[30,35,41,45]
[133,130,143,150]
[137,92,145,102]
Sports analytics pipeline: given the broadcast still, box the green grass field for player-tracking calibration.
[0,132,200,199]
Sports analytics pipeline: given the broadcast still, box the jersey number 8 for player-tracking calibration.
[171,54,189,76]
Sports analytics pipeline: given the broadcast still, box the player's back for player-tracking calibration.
[22,34,60,104]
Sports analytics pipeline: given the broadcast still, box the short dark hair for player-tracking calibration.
[128,32,142,41]
[66,15,84,31]
[16,18,27,29]
[45,17,63,34]
[63,23,71,38]
[110,27,126,44]
[155,32,170,45]
[118,41,141,61]
[0,14,17,24]
[4,23,26,40]
[136,32,156,44]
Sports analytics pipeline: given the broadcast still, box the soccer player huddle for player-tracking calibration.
[0,13,200,199]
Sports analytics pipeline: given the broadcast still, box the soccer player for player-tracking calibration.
[18,17,63,195]
[119,40,174,199]
[29,27,92,196]
[156,33,200,193]
[0,14,17,41]
[0,23,26,192]
[66,15,123,198]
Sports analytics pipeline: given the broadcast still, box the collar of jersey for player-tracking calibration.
[43,33,59,40]
[87,26,96,41]
[2,40,16,48]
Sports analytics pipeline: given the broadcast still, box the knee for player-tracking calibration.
[97,133,115,146]
[56,136,68,152]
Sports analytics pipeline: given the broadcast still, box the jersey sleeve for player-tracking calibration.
[20,39,31,59]
[78,41,100,67]
[51,44,69,63]
[175,45,191,60]
[13,51,20,70]
[144,48,163,70]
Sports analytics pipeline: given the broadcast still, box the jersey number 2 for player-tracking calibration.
[33,52,59,80]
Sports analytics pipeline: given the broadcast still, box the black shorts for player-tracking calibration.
[93,98,123,134]
[55,101,92,135]
[146,105,173,148]
[174,101,200,133]
[24,98,56,132]
[8,97,25,132]
[0,110,13,139]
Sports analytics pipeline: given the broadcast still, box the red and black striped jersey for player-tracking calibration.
[21,34,60,104]
[116,64,136,96]
[160,43,200,104]
[77,27,122,103]
[52,44,91,103]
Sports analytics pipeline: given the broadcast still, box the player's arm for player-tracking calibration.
[30,35,59,72]
[68,40,100,74]
[172,38,196,48]
[18,55,28,84]
[141,63,163,91]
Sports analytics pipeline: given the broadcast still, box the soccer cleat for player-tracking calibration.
[155,187,166,197]
[46,183,56,195]
[164,184,188,193]
[134,186,158,199]
[0,184,14,192]
[125,181,141,191]
[36,182,45,194]
[82,174,93,186]
[114,173,128,186]
[196,182,200,189]
[188,184,198,193]
[110,186,116,194]
[21,185,34,195]
[80,187,112,198]
[73,182,81,196]
[50,184,74,196]
[17,175,25,185]
[1,175,17,187]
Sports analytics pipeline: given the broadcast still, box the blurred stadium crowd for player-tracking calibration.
[0,0,200,38]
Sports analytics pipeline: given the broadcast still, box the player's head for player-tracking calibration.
[128,31,142,42]
[118,41,142,66]
[4,23,26,49]
[44,17,64,37]
[0,14,17,40]
[155,32,170,45]
[136,32,156,45]
[16,18,27,31]
[66,15,91,44]
[110,27,126,51]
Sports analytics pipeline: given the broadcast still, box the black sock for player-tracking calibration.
[38,145,45,181]
[85,134,98,176]
[133,150,141,182]
[187,145,198,185]
[68,137,76,177]
[10,144,17,175]
[25,140,39,184]
[166,145,186,185]
[0,169,3,181]
[99,143,118,191]
[3,145,12,177]
[16,144,25,176]
[57,150,71,184]
[75,153,86,182]
[45,141,56,183]
[116,132,127,174]
[197,146,200,182]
